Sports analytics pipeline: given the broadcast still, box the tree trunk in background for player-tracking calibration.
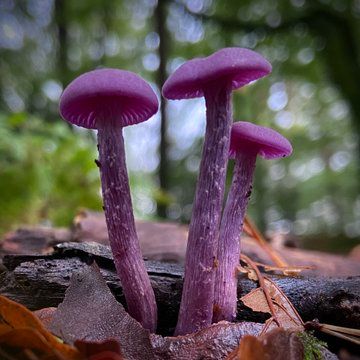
[155,0,170,218]
[55,0,69,87]
[307,10,360,167]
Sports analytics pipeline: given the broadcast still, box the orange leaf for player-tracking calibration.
[0,328,59,355]
[226,335,263,360]
[0,295,81,360]
[226,328,304,360]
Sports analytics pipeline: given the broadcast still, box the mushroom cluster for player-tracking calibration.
[59,48,292,336]
[163,48,272,335]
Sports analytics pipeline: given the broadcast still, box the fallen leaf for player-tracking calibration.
[49,263,265,360]
[240,277,303,333]
[226,328,304,360]
[238,265,258,282]
[87,352,124,360]
[151,321,263,360]
[0,347,41,360]
[227,335,263,360]
[0,328,66,359]
[240,255,281,327]
[49,262,155,360]
[34,307,57,329]
[0,295,81,359]
[75,338,124,360]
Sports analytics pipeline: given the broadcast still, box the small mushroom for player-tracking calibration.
[163,48,271,335]
[59,68,158,332]
[213,121,292,323]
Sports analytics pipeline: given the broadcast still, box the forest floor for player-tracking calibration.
[0,210,359,359]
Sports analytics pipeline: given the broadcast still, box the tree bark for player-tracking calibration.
[0,242,358,336]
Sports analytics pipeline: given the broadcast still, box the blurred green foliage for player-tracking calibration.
[0,112,101,231]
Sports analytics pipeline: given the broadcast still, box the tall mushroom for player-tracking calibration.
[213,121,292,323]
[162,48,271,335]
[59,68,158,332]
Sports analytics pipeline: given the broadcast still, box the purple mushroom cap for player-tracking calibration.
[60,68,158,129]
[230,121,293,160]
[162,47,272,100]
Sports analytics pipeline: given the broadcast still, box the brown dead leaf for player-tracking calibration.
[240,255,281,327]
[0,328,68,359]
[238,265,258,281]
[75,338,124,360]
[49,262,155,360]
[86,352,123,360]
[240,277,304,333]
[226,328,304,360]
[34,307,57,329]
[151,321,263,360]
[0,295,81,359]
[48,263,265,360]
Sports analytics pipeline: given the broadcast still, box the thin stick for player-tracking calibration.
[320,328,360,345]
[241,254,280,327]
[244,216,289,268]
[305,321,360,345]
[320,323,360,336]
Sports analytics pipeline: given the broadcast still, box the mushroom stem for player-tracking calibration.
[175,84,232,335]
[97,122,157,332]
[213,152,257,323]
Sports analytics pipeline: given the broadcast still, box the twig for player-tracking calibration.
[244,216,289,268]
[305,321,360,345]
[241,254,280,327]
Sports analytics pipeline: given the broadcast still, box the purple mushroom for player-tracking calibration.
[213,121,292,323]
[59,68,158,332]
[162,48,271,335]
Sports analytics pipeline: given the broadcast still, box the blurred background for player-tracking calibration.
[0,0,359,254]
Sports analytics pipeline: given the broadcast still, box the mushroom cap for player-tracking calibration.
[162,47,271,100]
[230,121,293,160]
[60,68,158,129]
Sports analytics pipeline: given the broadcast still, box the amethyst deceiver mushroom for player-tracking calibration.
[213,121,292,323]
[59,68,158,332]
[162,48,271,335]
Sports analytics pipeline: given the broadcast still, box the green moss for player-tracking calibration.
[298,331,328,360]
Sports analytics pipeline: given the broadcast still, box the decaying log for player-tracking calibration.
[0,242,358,336]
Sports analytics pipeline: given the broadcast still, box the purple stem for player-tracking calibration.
[213,151,257,323]
[175,84,232,335]
[97,121,157,332]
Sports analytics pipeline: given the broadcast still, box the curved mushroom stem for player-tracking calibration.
[97,122,157,332]
[213,151,257,323]
[175,85,232,336]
